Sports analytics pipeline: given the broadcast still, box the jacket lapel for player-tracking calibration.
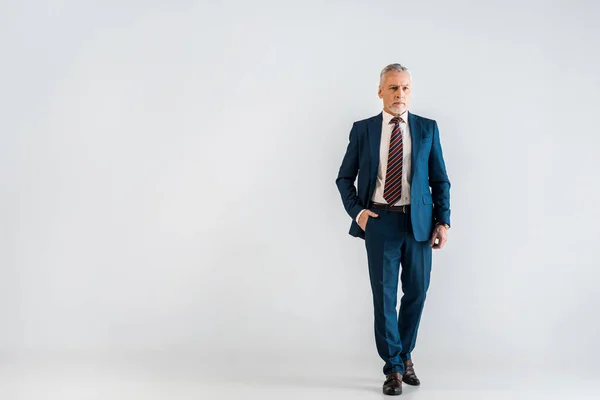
[368,112,383,182]
[408,111,421,183]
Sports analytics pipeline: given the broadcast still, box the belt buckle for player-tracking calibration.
[402,205,408,213]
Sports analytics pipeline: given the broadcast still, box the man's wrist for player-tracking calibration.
[356,209,367,223]
[436,222,450,230]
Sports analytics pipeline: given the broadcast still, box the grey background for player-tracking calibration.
[2,0,600,398]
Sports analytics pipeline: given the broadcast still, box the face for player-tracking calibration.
[378,70,411,116]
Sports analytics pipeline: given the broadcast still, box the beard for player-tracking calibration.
[388,104,407,116]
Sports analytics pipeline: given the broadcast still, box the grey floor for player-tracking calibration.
[3,352,599,400]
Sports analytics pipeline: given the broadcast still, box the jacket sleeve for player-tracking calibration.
[428,120,451,226]
[335,122,365,220]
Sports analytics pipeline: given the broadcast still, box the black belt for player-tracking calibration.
[370,203,411,213]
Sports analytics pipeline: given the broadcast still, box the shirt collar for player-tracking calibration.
[382,109,408,124]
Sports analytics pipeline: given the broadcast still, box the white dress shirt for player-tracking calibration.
[356,109,412,223]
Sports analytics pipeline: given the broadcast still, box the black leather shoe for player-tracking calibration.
[402,359,420,386]
[383,372,403,395]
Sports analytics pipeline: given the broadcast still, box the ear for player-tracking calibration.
[377,86,383,99]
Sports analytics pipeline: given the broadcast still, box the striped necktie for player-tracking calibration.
[383,116,404,205]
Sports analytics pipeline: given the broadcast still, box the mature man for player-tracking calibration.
[335,63,451,396]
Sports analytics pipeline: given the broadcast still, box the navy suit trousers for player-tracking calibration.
[364,207,432,376]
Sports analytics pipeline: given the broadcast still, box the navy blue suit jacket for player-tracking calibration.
[335,111,451,242]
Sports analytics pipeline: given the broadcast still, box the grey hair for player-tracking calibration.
[379,63,411,85]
